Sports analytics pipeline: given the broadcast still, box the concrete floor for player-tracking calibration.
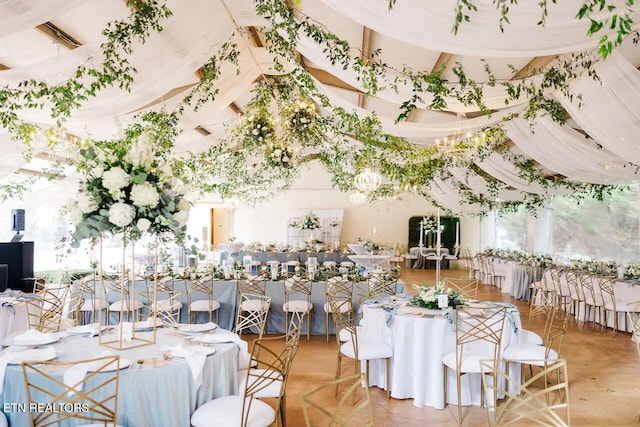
[246,267,640,426]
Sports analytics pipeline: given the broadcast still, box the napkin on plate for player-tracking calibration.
[179,322,217,333]
[195,331,249,369]
[67,323,100,337]
[0,346,57,393]
[63,350,115,396]
[1,301,15,314]
[164,345,207,388]
[13,329,57,346]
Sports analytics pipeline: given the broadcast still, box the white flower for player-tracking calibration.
[102,167,130,193]
[177,198,191,212]
[174,210,189,227]
[252,129,260,136]
[108,202,135,227]
[91,166,104,179]
[137,218,152,232]
[67,205,83,225]
[130,182,160,208]
[77,191,98,213]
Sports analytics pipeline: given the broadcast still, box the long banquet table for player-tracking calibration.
[362,301,521,408]
[103,278,406,336]
[0,328,240,427]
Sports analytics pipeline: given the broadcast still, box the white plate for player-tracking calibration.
[13,335,60,347]
[177,323,218,334]
[134,325,154,332]
[87,357,131,372]
[7,348,57,364]
[171,346,217,358]
[66,324,107,335]
[193,334,236,344]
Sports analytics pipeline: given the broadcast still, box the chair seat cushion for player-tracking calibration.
[340,338,392,360]
[283,300,312,313]
[241,300,268,312]
[108,300,143,311]
[503,344,559,365]
[191,395,275,427]
[442,351,494,373]
[323,301,352,314]
[518,328,543,345]
[190,299,221,312]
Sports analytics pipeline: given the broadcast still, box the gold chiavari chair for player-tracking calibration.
[107,274,143,324]
[191,336,294,427]
[283,276,313,341]
[626,301,640,357]
[361,272,397,304]
[444,278,479,300]
[564,269,584,324]
[480,359,570,426]
[324,276,354,341]
[578,273,604,329]
[74,273,109,325]
[302,373,373,427]
[442,305,508,424]
[22,355,121,427]
[236,293,272,339]
[598,275,628,335]
[25,282,72,333]
[186,275,220,324]
[144,274,182,326]
[328,293,392,400]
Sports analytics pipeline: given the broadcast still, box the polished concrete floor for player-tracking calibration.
[248,267,640,426]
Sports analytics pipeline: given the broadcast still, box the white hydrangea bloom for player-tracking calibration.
[130,182,160,208]
[137,218,151,232]
[102,167,130,193]
[67,205,83,225]
[174,210,189,227]
[108,202,135,227]
[77,191,98,213]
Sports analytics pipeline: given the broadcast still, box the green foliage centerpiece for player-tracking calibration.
[411,282,466,310]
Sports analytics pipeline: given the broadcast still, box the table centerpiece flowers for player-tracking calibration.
[300,212,321,231]
[410,281,466,310]
[65,113,190,245]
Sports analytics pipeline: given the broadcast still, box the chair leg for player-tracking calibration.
[325,312,329,342]
[334,353,342,397]
[385,357,391,400]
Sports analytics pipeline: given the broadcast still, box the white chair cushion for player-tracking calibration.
[241,300,268,312]
[80,299,109,311]
[340,338,392,360]
[323,301,352,313]
[283,300,312,313]
[442,351,493,373]
[190,300,221,312]
[503,344,559,365]
[191,395,275,427]
[108,300,143,311]
[518,328,543,345]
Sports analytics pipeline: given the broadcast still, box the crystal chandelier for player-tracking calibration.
[354,168,382,192]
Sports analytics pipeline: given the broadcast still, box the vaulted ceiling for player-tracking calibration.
[2,0,640,211]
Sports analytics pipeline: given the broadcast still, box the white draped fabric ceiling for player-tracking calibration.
[1,0,640,211]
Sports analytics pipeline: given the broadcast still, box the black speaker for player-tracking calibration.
[11,209,25,232]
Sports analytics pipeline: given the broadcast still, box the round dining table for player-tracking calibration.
[0,328,241,427]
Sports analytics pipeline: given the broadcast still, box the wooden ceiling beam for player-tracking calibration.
[513,55,557,80]
[246,26,265,48]
[0,64,9,71]
[432,52,454,73]
[35,22,82,50]
[302,60,362,93]
[229,102,243,116]
[358,26,373,109]
[194,126,211,136]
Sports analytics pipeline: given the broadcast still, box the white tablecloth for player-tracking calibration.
[0,298,28,347]
[362,303,521,408]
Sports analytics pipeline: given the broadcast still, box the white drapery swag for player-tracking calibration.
[475,153,572,195]
[555,51,640,167]
[427,177,484,214]
[505,116,639,185]
[317,0,640,57]
[447,168,526,202]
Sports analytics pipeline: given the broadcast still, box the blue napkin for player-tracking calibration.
[1,302,14,315]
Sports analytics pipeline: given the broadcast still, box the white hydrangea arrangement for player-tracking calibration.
[265,140,294,168]
[411,281,466,310]
[66,116,190,245]
[300,212,321,230]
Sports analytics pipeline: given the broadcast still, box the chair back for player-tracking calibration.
[597,275,618,309]
[302,373,373,427]
[236,293,271,337]
[26,283,72,333]
[327,294,357,349]
[444,278,479,300]
[237,275,267,296]
[564,270,583,302]
[542,303,570,358]
[454,306,507,367]
[626,301,640,357]
[22,355,120,427]
[363,272,397,302]
[326,276,353,299]
[578,274,602,307]
[284,276,313,300]
[480,359,569,426]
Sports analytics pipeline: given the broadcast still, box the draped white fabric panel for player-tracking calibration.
[505,116,639,184]
[475,153,571,195]
[447,168,526,202]
[296,32,532,113]
[319,83,525,142]
[0,0,88,37]
[318,0,640,57]
[556,51,640,166]
[428,178,484,214]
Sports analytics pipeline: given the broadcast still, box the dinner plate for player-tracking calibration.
[66,324,107,335]
[172,346,217,358]
[7,348,57,364]
[192,333,236,344]
[177,323,218,334]
[87,357,132,372]
[134,325,155,332]
[13,335,60,347]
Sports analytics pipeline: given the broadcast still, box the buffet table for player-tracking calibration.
[0,328,240,427]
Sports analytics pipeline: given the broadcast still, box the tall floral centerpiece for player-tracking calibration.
[411,282,466,310]
[65,113,190,349]
[300,211,321,243]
